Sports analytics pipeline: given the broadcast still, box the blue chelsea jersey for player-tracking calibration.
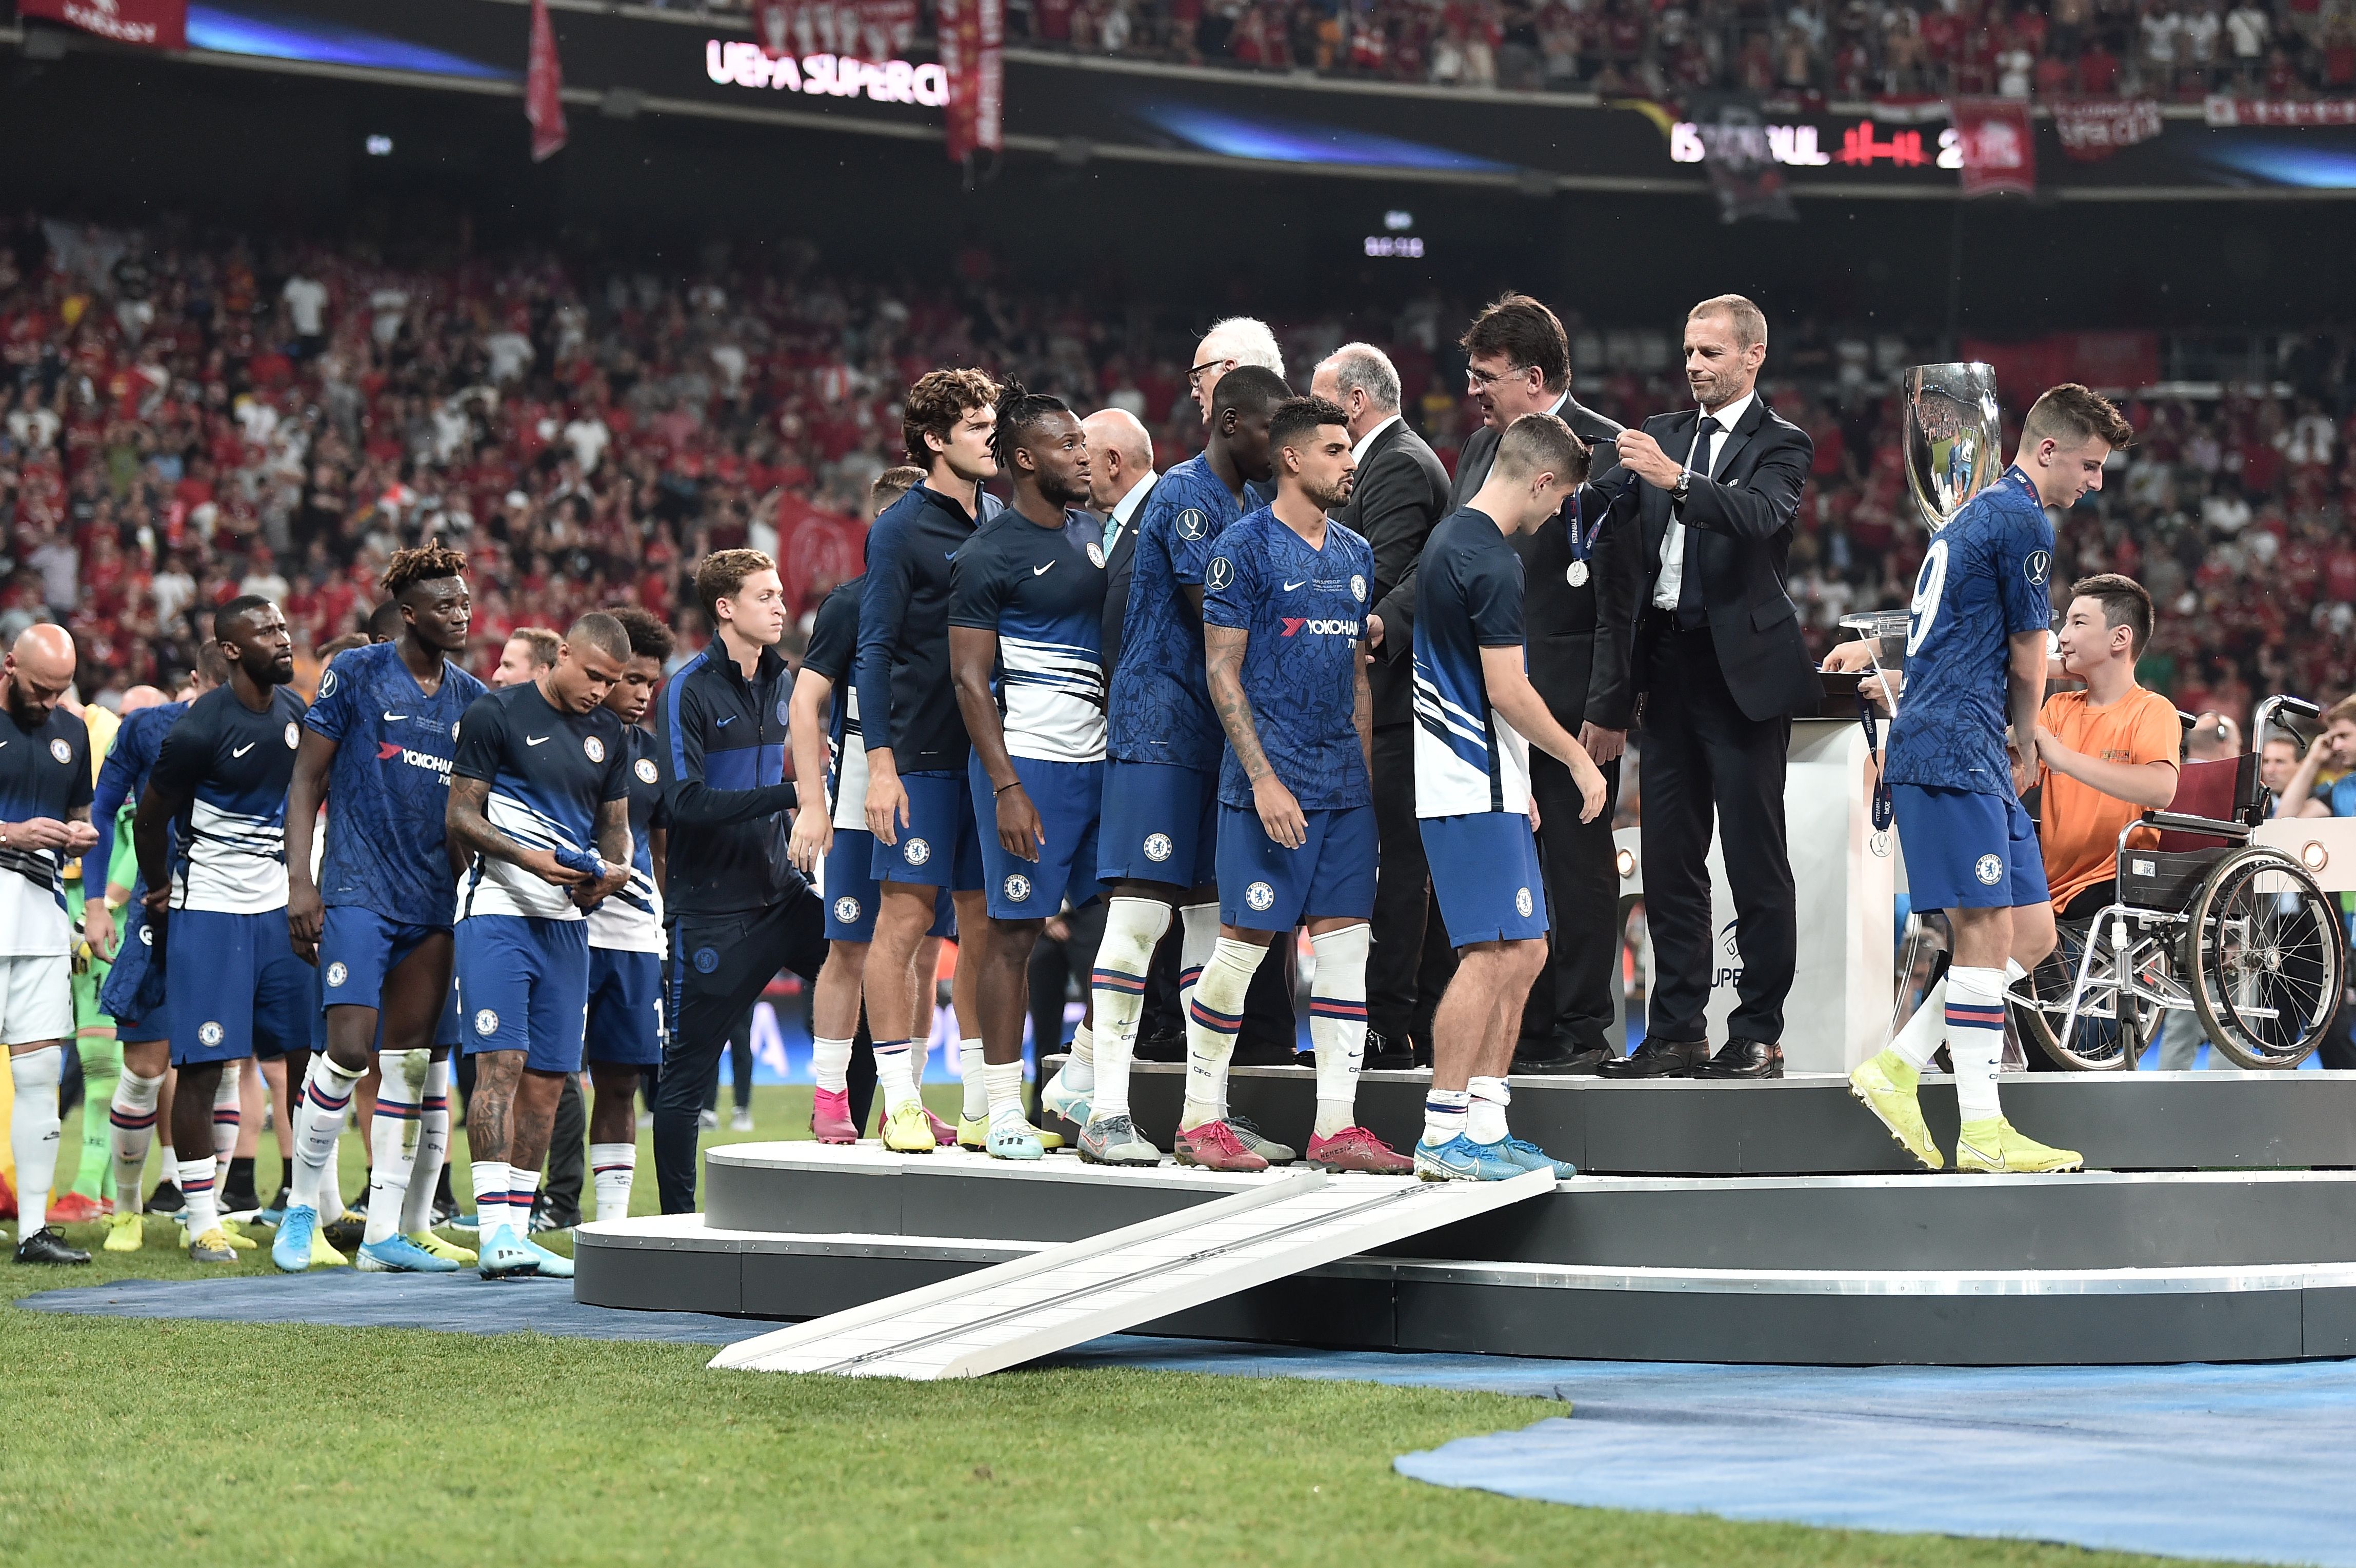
[1107,454,1250,769]
[1200,507,1375,812]
[305,640,487,926]
[1883,467,2055,796]
[949,508,1108,763]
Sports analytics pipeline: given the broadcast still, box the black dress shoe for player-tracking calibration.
[1689,1038,1784,1079]
[14,1225,92,1264]
[1363,1030,1415,1072]
[1232,1034,1297,1067]
[1133,1024,1187,1063]
[1509,1036,1586,1075]
[1594,1038,1711,1078]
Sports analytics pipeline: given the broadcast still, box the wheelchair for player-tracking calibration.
[2010,695,2349,1071]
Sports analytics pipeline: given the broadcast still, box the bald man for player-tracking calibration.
[1189,317,1285,425]
[3,626,101,1263]
[1083,407,1160,675]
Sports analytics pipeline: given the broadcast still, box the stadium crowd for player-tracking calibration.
[693,0,2356,102]
[2,214,2347,739]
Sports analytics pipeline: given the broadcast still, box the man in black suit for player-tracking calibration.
[1594,294,1819,1081]
[1081,406,1159,673]
[1371,294,1640,1075]
[1311,343,1452,1070]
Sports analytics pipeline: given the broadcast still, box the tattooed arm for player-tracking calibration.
[1206,622,1306,850]
[445,775,589,890]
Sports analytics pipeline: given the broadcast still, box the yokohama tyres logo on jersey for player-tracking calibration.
[1280,618,1362,637]
[376,741,455,781]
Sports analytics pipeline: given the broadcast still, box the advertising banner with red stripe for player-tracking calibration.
[20,0,187,50]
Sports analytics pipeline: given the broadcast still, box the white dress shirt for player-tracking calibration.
[1101,467,1159,554]
[1651,389,1755,613]
[1349,411,1403,469]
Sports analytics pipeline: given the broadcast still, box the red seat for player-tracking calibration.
[2153,755,2252,852]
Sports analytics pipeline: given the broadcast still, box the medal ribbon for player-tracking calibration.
[1858,687,1894,832]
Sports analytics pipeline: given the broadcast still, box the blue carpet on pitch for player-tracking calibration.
[1061,1341,2356,1566]
[16,1272,774,1344]
[23,1277,2355,1564]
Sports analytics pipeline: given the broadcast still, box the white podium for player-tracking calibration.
[1615,716,1898,1074]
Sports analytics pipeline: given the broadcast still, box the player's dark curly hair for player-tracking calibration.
[605,604,676,664]
[989,378,1073,477]
[383,542,470,601]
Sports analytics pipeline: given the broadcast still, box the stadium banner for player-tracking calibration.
[98,0,2356,195]
[2052,98,2163,162]
[1685,91,1797,224]
[19,0,186,50]
[1952,97,2035,196]
[2203,95,2356,127]
[525,0,567,161]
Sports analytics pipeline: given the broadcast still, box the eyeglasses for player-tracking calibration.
[1465,363,1533,389]
[1187,357,1236,388]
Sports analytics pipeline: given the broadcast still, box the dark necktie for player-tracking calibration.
[1675,415,1723,627]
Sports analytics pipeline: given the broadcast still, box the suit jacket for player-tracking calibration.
[1605,395,1820,723]
[1097,475,1160,674]
[1340,419,1450,730]
[1390,391,1639,732]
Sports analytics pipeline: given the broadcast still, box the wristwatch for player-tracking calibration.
[1670,473,1692,506]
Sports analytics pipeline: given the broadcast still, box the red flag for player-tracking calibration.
[939,0,1002,162]
[19,0,185,51]
[1951,97,2034,197]
[526,0,569,164]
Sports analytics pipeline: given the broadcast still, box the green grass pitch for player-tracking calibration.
[2,1086,2220,1566]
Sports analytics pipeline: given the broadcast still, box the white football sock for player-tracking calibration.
[508,1167,541,1232]
[211,1065,241,1174]
[1061,1022,1096,1094]
[983,1059,1025,1133]
[1944,967,2007,1123]
[401,1057,451,1236]
[872,1039,918,1112]
[1088,896,1170,1124]
[1421,1088,1470,1147]
[812,1036,854,1096]
[108,1068,165,1217]
[1308,924,1370,1138]
[1181,937,1259,1130]
[1467,1076,1511,1145]
[959,1038,988,1121]
[364,1051,429,1247]
[590,1142,636,1223]
[9,1047,64,1232]
[288,1055,364,1212]
[1889,976,1948,1069]
[178,1152,222,1239]
[470,1158,511,1234]
[1176,901,1219,1018]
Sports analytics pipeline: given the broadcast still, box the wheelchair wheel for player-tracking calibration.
[2012,913,2160,1071]
[2186,847,2347,1070]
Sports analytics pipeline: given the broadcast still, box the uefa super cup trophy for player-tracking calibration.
[1836,363,2002,715]
[1899,361,2002,533]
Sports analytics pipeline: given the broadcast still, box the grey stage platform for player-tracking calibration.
[1079,1061,2356,1175]
[577,1073,2356,1366]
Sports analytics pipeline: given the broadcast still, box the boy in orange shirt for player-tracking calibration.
[2032,573,2182,922]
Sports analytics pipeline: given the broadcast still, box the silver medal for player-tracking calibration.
[1566,559,1589,587]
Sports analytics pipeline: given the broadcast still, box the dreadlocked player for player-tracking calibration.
[947,384,1110,1159]
[277,545,484,1271]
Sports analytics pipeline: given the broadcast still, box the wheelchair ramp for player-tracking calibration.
[708,1167,1558,1380]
